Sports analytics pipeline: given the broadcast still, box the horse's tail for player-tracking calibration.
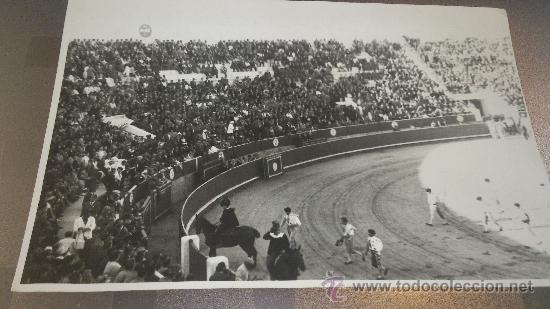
[253,228,260,238]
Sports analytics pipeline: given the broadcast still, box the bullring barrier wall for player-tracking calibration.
[194,114,476,164]
[125,114,476,233]
[180,122,490,234]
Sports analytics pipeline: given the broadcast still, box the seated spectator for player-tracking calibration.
[114,259,138,283]
[235,257,255,281]
[209,262,235,281]
[54,231,76,257]
[103,249,122,281]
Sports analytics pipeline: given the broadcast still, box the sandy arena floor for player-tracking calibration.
[198,139,550,280]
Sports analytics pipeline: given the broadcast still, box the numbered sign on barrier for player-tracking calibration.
[263,155,283,179]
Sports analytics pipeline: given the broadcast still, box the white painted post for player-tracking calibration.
[206,256,229,281]
[180,235,200,278]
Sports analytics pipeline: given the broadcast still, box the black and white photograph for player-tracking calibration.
[12,0,550,291]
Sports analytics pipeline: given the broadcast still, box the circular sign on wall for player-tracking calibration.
[272,162,279,172]
[273,138,279,147]
[139,24,152,38]
[330,128,337,137]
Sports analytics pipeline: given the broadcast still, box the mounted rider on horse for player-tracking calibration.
[194,198,259,264]
[214,197,240,246]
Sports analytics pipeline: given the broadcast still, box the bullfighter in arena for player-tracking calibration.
[425,188,448,226]
[365,229,389,280]
[477,196,503,233]
[281,207,301,248]
[337,217,365,264]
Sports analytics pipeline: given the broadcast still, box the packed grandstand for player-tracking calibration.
[23,37,524,283]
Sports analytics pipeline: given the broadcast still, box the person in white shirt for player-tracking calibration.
[73,208,96,240]
[365,229,388,279]
[114,167,123,181]
[512,202,544,248]
[281,207,301,248]
[477,196,503,233]
[425,188,448,226]
[338,217,365,264]
[227,121,235,135]
[54,231,76,256]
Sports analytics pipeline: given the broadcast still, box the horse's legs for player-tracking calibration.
[250,246,258,266]
[250,234,258,265]
[239,243,258,268]
[209,247,217,257]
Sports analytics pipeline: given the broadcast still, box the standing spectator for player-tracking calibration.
[73,208,96,240]
[85,228,106,277]
[103,169,117,193]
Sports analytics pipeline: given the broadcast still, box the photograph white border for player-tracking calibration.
[12,0,550,292]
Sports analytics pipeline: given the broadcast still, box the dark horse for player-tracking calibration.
[194,215,260,265]
[269,246,306,280]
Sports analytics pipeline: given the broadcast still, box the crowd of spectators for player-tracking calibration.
[23,186,185,283]
[25,37,467,283]
[413,37,525,107]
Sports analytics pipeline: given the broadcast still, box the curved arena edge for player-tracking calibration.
[180,122,490,235]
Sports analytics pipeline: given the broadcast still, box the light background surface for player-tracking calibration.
[0,0,549,307]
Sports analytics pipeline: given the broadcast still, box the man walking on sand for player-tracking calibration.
[365,229,389,280]
[337,217,365,265]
